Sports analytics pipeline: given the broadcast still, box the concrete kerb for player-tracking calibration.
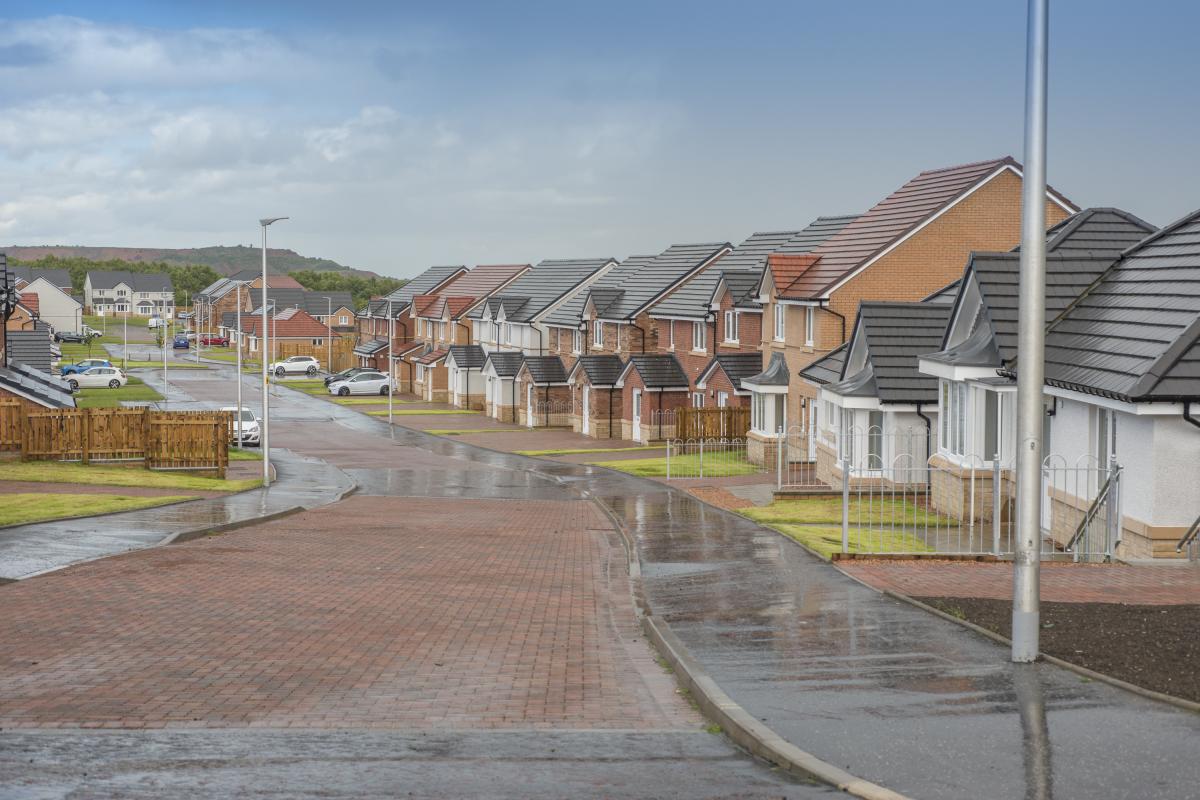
[162,482,359,546]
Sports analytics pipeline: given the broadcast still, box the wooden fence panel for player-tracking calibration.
[85,408,147,462]
[146,410,231,477]
[22,410,85,462]
[675,407,751,439]
[0,401,21,451]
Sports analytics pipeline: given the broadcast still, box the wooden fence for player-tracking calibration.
[674,406,751,439]
[244,336,357,373]
[7,404,232,476]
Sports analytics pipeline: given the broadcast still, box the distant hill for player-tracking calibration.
[1,245,380,280]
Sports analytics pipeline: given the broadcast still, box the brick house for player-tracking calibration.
[481,351,526,422]
[6,293,39,332]
[515,356,571,428]
[353,265,466,373]
[233,308,332,364]
[612,354,692,442]
[403,264,530,402]
[195,271,304,335]
[649,219,857,409]
[565,355,625,438]
[745,156,1077,464]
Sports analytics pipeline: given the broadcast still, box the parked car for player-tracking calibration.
[172,334,190,349]
[221,406,261,446]
[54,331,91,344]
[61,358,113,376]
[148,317,165,329]
[269,355,320,377]
[81,325,102,338]
[328,371,394,396]
[200,335,229,347]
[65,366,127,391]
[324,366,378,387]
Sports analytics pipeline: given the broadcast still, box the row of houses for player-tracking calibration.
[0,260,76,409]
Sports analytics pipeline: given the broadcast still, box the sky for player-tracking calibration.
[0,1,1197,279]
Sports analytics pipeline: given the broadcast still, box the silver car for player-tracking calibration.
[221,406,261,446]
[327,371,394,396]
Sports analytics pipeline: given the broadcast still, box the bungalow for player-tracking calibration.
[85,270,174,318]
[482,351,526,422]
[457,258,615,409]
[918,207,1158,530]
[745,157,1077,464]
[404,264,530,402]
[354,265,467,374]
[649,219,856,409]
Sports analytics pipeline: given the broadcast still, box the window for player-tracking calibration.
[805,307,815,346]
[724,310,738,342]
[312,338,323,346]
[416,318,424,336]
[572,329,582,354]
[416,364,426,382]
[939,380,970,457]
[752,393,766,432]
[502,323,511,345]
[839,408,855,463]
[339,315,348,325]
[717,391,729,407]
[984,391,999,460]
[593,320,603,348]
[691,392,704,408]
[117,289,127,297]
[437,321,446,341]
[692,321,705,351]
[867,410,884,469]
[774,304,786,341]
[491,320,500,342]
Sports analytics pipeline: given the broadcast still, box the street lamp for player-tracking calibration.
[387,299,394,425]
[161,287,170,408]
[321,295,333,374]
[259,216,288,488]
[234,280,248,450]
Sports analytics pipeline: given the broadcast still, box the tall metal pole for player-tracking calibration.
[258,217,288,488]
[387,299,394,425]
[1012,0,1049,663]
[161,292,169,409]
[122,314,127,370]
[325,296,332,373]
[236,281,243,451]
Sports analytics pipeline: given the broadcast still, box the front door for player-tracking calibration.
[632,389,642,442]
[581,386,590,435]
[451,368,460,406]
[527,383,534,428]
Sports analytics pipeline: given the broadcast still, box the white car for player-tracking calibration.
[221,406,261,446]
[328,371,394,396]
[66,366,127,391]
[270,355,320,377]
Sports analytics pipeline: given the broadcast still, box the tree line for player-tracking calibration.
[10,255,220,308]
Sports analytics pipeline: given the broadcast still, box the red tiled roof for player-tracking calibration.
[17,292,39,314]
[413,264,530,319]
[416,348,448,365]
[412,294,440,318]
[766,255,820,295]
[240,308,329,338]
[778,157,1078,300]
[445,297,475,319]
[266,274,304,289]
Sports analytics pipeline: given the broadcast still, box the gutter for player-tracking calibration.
[1184,400,1200,431]
[915,402,933,460]
[821,301,846,345]
[630,319,647,353]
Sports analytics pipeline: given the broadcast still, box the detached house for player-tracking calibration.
[234,308,331,362]
[354,265,466,374]
[464,258,616,415]
[194,271,303,333]
[404,264,530,402]
[85,271,174,318]
[10,275,81,334]
[544,243,730,439]
[744,157,1077,463]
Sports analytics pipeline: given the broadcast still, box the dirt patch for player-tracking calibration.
[688,486,755,511]
[0,481,226,499]
[917,596,1200,703]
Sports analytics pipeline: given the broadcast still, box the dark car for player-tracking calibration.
[324,366,376,386]
[172,334,190,349]
[54,331,89,344]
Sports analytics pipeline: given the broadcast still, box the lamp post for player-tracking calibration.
[1012,0,1048,663]
[388,299,394,425]
[161,287,170,408]
[322,295,332,374]
[259,217,288,488]
[235,280,245,450]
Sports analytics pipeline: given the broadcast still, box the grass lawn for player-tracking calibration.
[227,448,263,461]
[332,396,424,405]
[516,445,663,456]
[59,341,110,361]
[766,524,933,560]
[276,379,330,395]
[125,360,208,370]
[74,376,164,409]
[0,493,198,527]
[203,350,262,371]
[0,462,262,493]
[367,409,478,416]
[589,451,761,477]
[740,497,956,527]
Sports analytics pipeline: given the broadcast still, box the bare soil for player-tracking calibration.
[917,596,1200,703]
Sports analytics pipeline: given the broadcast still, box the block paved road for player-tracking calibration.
[0,365,822,798]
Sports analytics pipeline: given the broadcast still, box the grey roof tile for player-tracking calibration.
[483,351,526,378]
[0,362,75,407]
[521,355,568,384]
[447,344,487,370]
[826,302,952,404]
[381,265,467,312]
[698,352,763,391]
[744,351,790,387]
[6,330,55,374]
[87,270,174,292]
[798,344,848,385]
[568,355,625,386]
[469,258,614,322]
[620,354,689,388]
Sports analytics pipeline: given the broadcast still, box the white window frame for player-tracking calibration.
[692,321,705,352]
[773,304,786,341]
[691,392,704,408]
[724,310,738,343]
[668,321,675,350]
[572,329,582,354]
[593,320,604,348]
[804,307,815,347]
[339,315,348,326]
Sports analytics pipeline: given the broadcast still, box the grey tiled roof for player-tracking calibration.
[652,220,857,320]
[353,338,388,356]
[923,279,961,303]
[247,289,352,317]
[744,352,790,387]
[567,355,625,387]
[1037,208,1200,401]
[798,344,848,386]
[470,259,614,322]
[0,362,75,407]
[447,344,486,370]
[619,354,689,388]
[542,256,655,327]
[1039,207,1158,258]
[483,351,525,378]
[382,265,467,310]
[521,356,568,384]
[7,330,54,373]
[826,302,951,404]
[697,353,763,392]
[8,266,72,289]
[87,270,174,292]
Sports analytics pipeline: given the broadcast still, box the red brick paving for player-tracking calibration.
[0,496,695,730]
[840,559,1200,605]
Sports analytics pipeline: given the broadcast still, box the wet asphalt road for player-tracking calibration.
[2,361,1196,799]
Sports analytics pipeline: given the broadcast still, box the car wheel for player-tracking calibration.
[338,387,350,396]
[67,380,79,391]
[379,386,390,395]
[275,367,285,377]
[306,366,317,376]
[108,379,120,389]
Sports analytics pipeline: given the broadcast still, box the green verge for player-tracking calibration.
[367,409,478,416]
[276,379,330,395]
[764,524,934,560]
[74,376,164,409]
[0,493,198,527]
[739,497,956,527]
[0,462,262,492]
[202,350,262,371]
[589,451,760,477]
[516,445,664,456]
[227,448,263,461]
[330,396,407,405]
[124,360,208,369]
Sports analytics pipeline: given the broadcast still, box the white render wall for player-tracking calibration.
[24,278,82,333]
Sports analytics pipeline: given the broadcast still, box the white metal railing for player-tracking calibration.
[664,437,764,479]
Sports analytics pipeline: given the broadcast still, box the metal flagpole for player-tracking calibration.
[1012,0,1049,663]
[388,299,394,425]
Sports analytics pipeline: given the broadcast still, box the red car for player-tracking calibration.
[200,335,229,346]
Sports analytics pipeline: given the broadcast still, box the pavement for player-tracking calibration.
[2,363,1196,799]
